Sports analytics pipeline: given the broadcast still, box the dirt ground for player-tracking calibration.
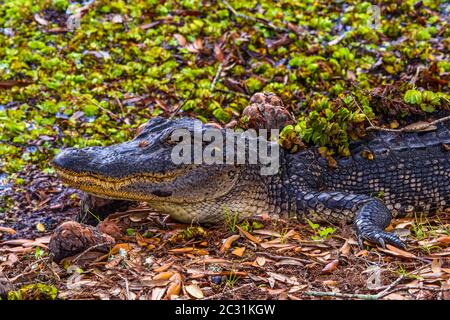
[0,166,449,300]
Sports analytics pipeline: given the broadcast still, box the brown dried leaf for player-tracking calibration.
[154,272,174,281]
[394,221,415,229]
[151,287,167,300]
[174,34,186,46]
[431,259,442,274]
[110,243,132,255]
[168,247,194,253]
[166,281,181,298]
[339,241,351,257]
[264,288,286,295]
[1,239,35,246]
[355,250,368,257]
[0,247,34,253]
[322,280,337,287]
[253,229,282,237]
[141,278,171,287]
[436,236,450,245]
[231,247,246,257]
[193,249,209,255]
[35,236,51,244]
[260,243,294,249]
[34,13,48,26]
[0,227,16,235]
[153,261,174,272]
[214,44,224,62]
[236,226,260,245]
[383,293,407,300]
[1,253,18,267]
[266,272,299,285]
[168,247,208,255]
[129,212,149,222]
[185,284,204,299]
[170,272,183,282]
[379,244,416,259]
[220,234,240,254]
[105,256,122,269]
[0,80,33,89]
[186,44,199,53]
[193,38,203,50]
[321,259,339,274]
[255,256,266,266]
[275,259,303,267]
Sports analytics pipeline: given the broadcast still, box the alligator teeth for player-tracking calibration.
[54,166,178,193]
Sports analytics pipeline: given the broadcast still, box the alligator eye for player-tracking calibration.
[151,190,172,197]
[163,130,183,145]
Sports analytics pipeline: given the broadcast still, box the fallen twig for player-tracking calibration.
[352,96,375,128]
[375,275,405,297]
[256,251,311,264]
[210,63,223,91]
[304,283,449,300]
[303,291,379,300]
[118,274,131,300]
[377,285,450,299]
[366,115,450,133]
[73,242,112,264]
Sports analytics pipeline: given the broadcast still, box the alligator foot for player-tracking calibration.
[78,193,134,226]
[296,191,406,249]
[354,200,406,249]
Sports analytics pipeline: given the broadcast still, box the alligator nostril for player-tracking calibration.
[151,190,172,197]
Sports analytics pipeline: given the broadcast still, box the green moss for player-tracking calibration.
[8,283,58,300]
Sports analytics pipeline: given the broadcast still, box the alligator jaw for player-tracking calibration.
[51,164,179,202]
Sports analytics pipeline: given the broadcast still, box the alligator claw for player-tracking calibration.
[357,229,406,250]
[354,200,407,250]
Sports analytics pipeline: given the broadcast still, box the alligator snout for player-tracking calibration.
[51,147,99,172]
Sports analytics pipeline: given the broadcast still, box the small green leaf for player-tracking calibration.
[404,90,422,105]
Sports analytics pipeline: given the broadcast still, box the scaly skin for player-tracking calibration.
[51,110,450,249]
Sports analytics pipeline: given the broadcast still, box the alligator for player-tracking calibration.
[51,97,450,249]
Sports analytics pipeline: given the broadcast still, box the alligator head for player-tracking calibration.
[51,117,276,223]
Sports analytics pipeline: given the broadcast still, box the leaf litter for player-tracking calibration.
[1,171,448,300]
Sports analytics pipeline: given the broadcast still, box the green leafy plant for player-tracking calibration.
[34,246,46,259]
[7,284,58,300]
[224,208,239,233]
[225,270,240,288]
[307,219,336,241]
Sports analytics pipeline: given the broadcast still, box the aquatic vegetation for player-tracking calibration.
[0,0,448,178]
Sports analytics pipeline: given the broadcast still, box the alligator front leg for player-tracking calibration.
[296,191,405,249]
[78,193,134,225]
